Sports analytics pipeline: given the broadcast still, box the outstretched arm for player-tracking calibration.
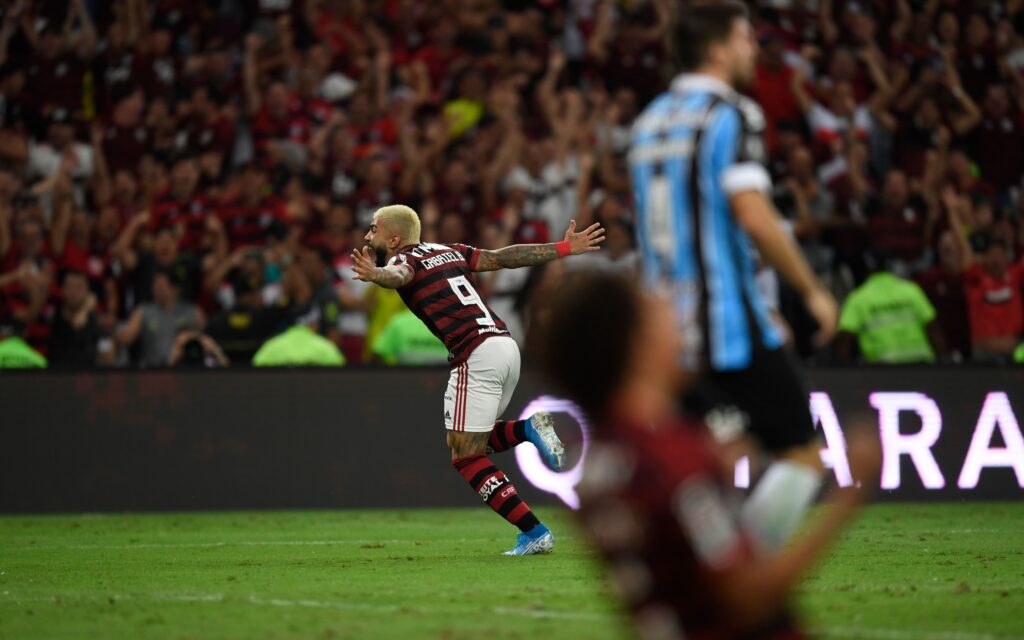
[351,246,414,289]
[474,220,605,272]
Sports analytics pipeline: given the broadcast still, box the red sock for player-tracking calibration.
[487,419,529,453]
[452,453,540,532]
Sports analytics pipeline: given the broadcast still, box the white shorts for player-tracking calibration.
[444,336,521,433]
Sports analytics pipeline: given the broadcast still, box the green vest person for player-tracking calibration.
[0,335,48,368]
[252,311,346,367]
[0,318,47,369]
[371,310,450,365]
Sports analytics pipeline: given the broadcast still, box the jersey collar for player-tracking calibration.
[670,73,734,98]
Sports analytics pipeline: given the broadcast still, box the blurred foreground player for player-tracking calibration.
[630,1,839,550]
[352,204,605,555]
[544,272,881,639]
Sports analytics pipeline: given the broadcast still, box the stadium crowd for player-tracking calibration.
[0,0,1023,368]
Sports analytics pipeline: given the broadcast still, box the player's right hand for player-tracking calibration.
[351,246,378,283]
[805,286,838,347]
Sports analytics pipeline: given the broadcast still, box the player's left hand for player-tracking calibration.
[351,246,379,283]
[564,220,605,255]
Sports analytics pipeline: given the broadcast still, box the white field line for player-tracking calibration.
[0,538,505,551]
[797,584,1022,594]
[819,628,1024,640]
[2,528,1019,552]
[1,592,1022,639]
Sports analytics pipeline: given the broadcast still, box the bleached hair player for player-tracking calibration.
[351,204,605,555]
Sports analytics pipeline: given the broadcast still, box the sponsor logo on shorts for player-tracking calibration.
[478,476,504,501]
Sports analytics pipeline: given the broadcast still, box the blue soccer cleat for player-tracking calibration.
[503,524,555,556]
[526,412,566,471]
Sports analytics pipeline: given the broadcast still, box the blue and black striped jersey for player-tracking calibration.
[630,74,784,372]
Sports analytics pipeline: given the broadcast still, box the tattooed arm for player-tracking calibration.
[474,220,606,272]
[351,246,414,289]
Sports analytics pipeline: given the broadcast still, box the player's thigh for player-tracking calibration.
[448,340,514,433]
[686,346,816,453]
[494,338,521,418]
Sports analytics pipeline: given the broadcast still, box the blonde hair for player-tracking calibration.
[374,204,422,245]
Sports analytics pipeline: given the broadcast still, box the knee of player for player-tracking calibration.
[448,431,489,459]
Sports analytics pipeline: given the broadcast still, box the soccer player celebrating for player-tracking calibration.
[351,204,604,555]
[544,272,880,639]
[630,1,839,550]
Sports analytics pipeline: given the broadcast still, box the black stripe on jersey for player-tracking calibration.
[437,315,479,336]
[407,266,469,297]
[729,104,769,349]
[414,284,459,311]
[449,327,494,353]
[690,96,723,368]
[426,301,467,323]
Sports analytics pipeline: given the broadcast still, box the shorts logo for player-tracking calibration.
[478,476,505,501]
[445,410,452,420]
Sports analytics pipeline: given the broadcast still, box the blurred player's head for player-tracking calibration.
[367,204,422,262]
[675,1,757,89]
[543,272,684,424]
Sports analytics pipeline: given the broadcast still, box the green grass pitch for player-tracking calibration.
[1,503,1022,639]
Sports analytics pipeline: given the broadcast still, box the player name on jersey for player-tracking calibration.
[419,251,464,270]
[392,243,510,367]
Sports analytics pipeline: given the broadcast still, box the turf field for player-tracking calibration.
[1,503,1022,640]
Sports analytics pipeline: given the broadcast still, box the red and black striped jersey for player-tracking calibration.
[391,243,509,367]
[149,191,218,254]
[578,417,807,640]
[218,196,289,250]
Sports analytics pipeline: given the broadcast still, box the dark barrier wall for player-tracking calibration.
[1,367,1022,513]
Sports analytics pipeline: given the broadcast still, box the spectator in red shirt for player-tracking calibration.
[976,84,1024,194]
[866,168,934,270]
[428,157,481,235]
[249,79,313,168]
[179,85,236,183]
[543,270,881,640]
[100,85,151,175]
[351,152,398,229]
[149,155,221,254]
[948,197,1024,363]
[22,1,96,117]
[133,15,180,103]
[412,20,464,91]
[915,228,971,361]
[309,200,356,262]
[958,14,1001,102]
[50,183,119,317]
[218,163,290,251]
[0,216,57,354]
[752,32,802,153]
